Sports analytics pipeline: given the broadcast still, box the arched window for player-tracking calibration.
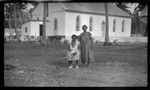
[101,20,105,37]
[25,27,27,33]
[122,19,125,32]
[54,18,58,35]
[89,17,93,31]
[76,15,80,31]
[46,4,49,17]
[113,19,116,32]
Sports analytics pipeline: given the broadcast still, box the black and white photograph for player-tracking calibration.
[4,1,148,87]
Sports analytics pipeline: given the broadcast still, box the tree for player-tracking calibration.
[4,3,27,27]
[4,3,25,39]
[116,3,132,15]
[116,2,147,36]
[4,3,38,39]
[4,3,38,28]
[132,3,147,36]
[104,3,110,46]
[42,3,48,46]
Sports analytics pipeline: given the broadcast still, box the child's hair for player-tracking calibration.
[71,34,77,39]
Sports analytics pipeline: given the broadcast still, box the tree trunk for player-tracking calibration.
[42,3,48,46]
[104,3,110,45]
[19,11,22,27]
[14,4,19,40]
[134,17,139,36]
[9,18,11,28]
[10,3,12,29]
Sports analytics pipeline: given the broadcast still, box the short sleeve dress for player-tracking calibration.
[66,40,80,61]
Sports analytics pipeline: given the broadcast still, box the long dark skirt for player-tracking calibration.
[80,43,94,66]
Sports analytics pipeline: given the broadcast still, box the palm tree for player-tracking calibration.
[4,3,38,40]
[116,2,147,36]
[116,3,132,15]
[104,3,110,46]
[42,3,48,46]
[132,3,147,36]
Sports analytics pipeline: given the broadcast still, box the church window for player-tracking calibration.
[25,27,27,33]
[54,18,58,35]
[113,19,116,32]
[89,17,93,31]
[76,15,80,31]
[101,20,105,37]
[122,19,125,32]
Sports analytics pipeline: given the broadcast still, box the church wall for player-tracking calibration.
[46,11,65,36]
[31,3,132,42]
[64,12,131,42]
[108,16,131,37]
[30,21,43,36]
[32,3,66,36]
[21,21,31,36]
[64,12,105,41]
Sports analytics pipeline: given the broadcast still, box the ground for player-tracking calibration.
[4,42,147,87]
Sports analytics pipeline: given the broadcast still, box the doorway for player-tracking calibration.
[39,24,43,36]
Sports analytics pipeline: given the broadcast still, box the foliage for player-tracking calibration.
[116,3,132,15]
[48,36,65,42]
[4,3,38,28]
[116,2,147,36]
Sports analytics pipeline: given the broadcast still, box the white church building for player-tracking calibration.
[21,3,132,42]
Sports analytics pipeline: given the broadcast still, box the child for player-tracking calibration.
[66,34,80,68]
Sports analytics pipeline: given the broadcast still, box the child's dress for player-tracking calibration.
[66,40,80,61]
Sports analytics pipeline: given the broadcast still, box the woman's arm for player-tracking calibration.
[77,43,81,50]
[89,33,94,48]
[77,35,81,43]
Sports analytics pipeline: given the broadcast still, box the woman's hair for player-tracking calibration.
[82,25,88,30]
[71,34,77,39]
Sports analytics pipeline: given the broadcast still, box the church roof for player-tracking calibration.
[62,3,131,17]
[31,3,131,19]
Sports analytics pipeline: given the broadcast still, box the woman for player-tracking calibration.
[66,34,80,68]
[79,25,94,66]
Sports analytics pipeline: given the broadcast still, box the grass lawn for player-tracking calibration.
[4,42,147,87]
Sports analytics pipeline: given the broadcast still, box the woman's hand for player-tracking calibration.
[72,52,77,56]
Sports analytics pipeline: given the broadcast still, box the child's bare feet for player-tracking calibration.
[69,65,73,68]
[75,66,79,69]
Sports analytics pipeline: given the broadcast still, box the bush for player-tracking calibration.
[48,35,65,42]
